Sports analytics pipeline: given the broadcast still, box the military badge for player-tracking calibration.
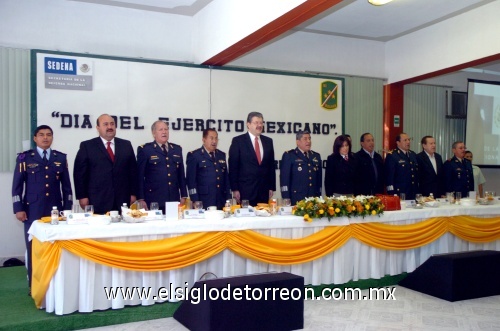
[321,81,338,110]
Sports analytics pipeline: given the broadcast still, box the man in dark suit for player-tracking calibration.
[280,130,322,205]
[443,141,474,197]
[416,135,444,197]
[137,120,187,212]
[354,133,384,195]
[384,132,419,200]
[186,129,231,210]
[12,125,72,292]
[229,112,276,206]
[74,114,138,214]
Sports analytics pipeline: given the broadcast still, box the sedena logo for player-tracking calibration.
[44,57,77,75]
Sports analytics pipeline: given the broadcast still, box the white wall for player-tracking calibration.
[0,172,25,262]
[0,0,194,62]
[231,31,386,79]
[385,0,500,84]
[194,0,305,63]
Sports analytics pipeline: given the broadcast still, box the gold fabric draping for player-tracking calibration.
[32,215,500,308]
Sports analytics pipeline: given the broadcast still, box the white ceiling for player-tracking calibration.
[69,0,500,74]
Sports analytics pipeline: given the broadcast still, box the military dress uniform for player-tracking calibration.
[384,148,419,200]
[442,156,474,197]
[12,149,73,287]
[280,148,322,205]
[137,142,187,211]
[186,147,231,210]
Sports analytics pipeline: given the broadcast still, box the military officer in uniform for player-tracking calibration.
[280,130,322,205]
[186,129,231,210]
[137,120,187,212]
[12,125,72,293]
[443,141,474,197]
[384,132,419,200]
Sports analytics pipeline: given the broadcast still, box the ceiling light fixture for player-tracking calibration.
[368,0,393,5]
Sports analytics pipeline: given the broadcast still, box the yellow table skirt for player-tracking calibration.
[32,215,500,308]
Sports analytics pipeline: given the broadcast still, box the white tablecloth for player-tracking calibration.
[29,203,500,315]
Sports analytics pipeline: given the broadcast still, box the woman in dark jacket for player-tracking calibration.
[325,135,357,196]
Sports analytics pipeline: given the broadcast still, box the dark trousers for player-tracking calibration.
[23,219,34,288]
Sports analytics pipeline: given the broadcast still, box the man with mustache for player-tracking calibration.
[137,120,187,212]
[280,130,322,205]
[354,133,384,196]
[12,125,73,294]
[186,128,230,210]
[229,112,276,206]
[74,114,138,214]
[443,141,474,197]
[384,132,419,200]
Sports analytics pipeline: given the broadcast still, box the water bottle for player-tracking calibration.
[223,200,232,218]
[270,198,278,215]
[51,206,59,225]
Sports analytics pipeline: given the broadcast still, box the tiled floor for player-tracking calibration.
[85,286,500,331]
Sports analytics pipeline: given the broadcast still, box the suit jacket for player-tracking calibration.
[279,148,322,205]
[186,147,231,210]
[137,141,187,210]
[228,133,276,205]
[416,151,444,197]
[384,148,419,200]
[74,137,138,214]
[324,153,357,196]
[442,156,474,197]
[353,149,384,196]
[12,149,73,220]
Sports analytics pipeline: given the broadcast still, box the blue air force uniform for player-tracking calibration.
[186,147,231,210]
[442,156,474,197]
[384,148,419,200]
[11,149,73,286]
[280,148,322,205]
[137,142,187,211]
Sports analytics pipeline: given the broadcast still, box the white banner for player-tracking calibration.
[35,52,344,198]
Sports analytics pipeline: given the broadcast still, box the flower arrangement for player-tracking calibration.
[292,196,384,222]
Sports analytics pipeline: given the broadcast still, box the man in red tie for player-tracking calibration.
[228,112,276,206]
[74,114,138,214]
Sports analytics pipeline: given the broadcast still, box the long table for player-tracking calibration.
[29,202,500,315]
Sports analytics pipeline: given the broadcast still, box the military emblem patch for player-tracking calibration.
[321,81,338,110]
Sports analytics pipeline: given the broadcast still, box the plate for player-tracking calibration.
[87,216,111,225]
[204,210,225,221]
[424,201,439,208]
[122,216,146,223]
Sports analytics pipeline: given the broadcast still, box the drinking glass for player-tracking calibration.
[455,192,462,203]
[150,202,159,210]
[282,198,291,207]
[399,193,406,201]
[415,194,422,204]
[194,201,203,210]
[446,192,454,204]
[72,204,82,214]
[85,205,94,215]
[241,200,249,208]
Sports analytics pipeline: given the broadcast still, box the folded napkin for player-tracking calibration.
[39,216,63,223]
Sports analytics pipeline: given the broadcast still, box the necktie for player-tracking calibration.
[304,152,309,160]
[344,155,348,161]
[161,144,167,154]
[254,137,262,165]
[210,151,215,161]
[106,141,115,162]
[42,150,48,164]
